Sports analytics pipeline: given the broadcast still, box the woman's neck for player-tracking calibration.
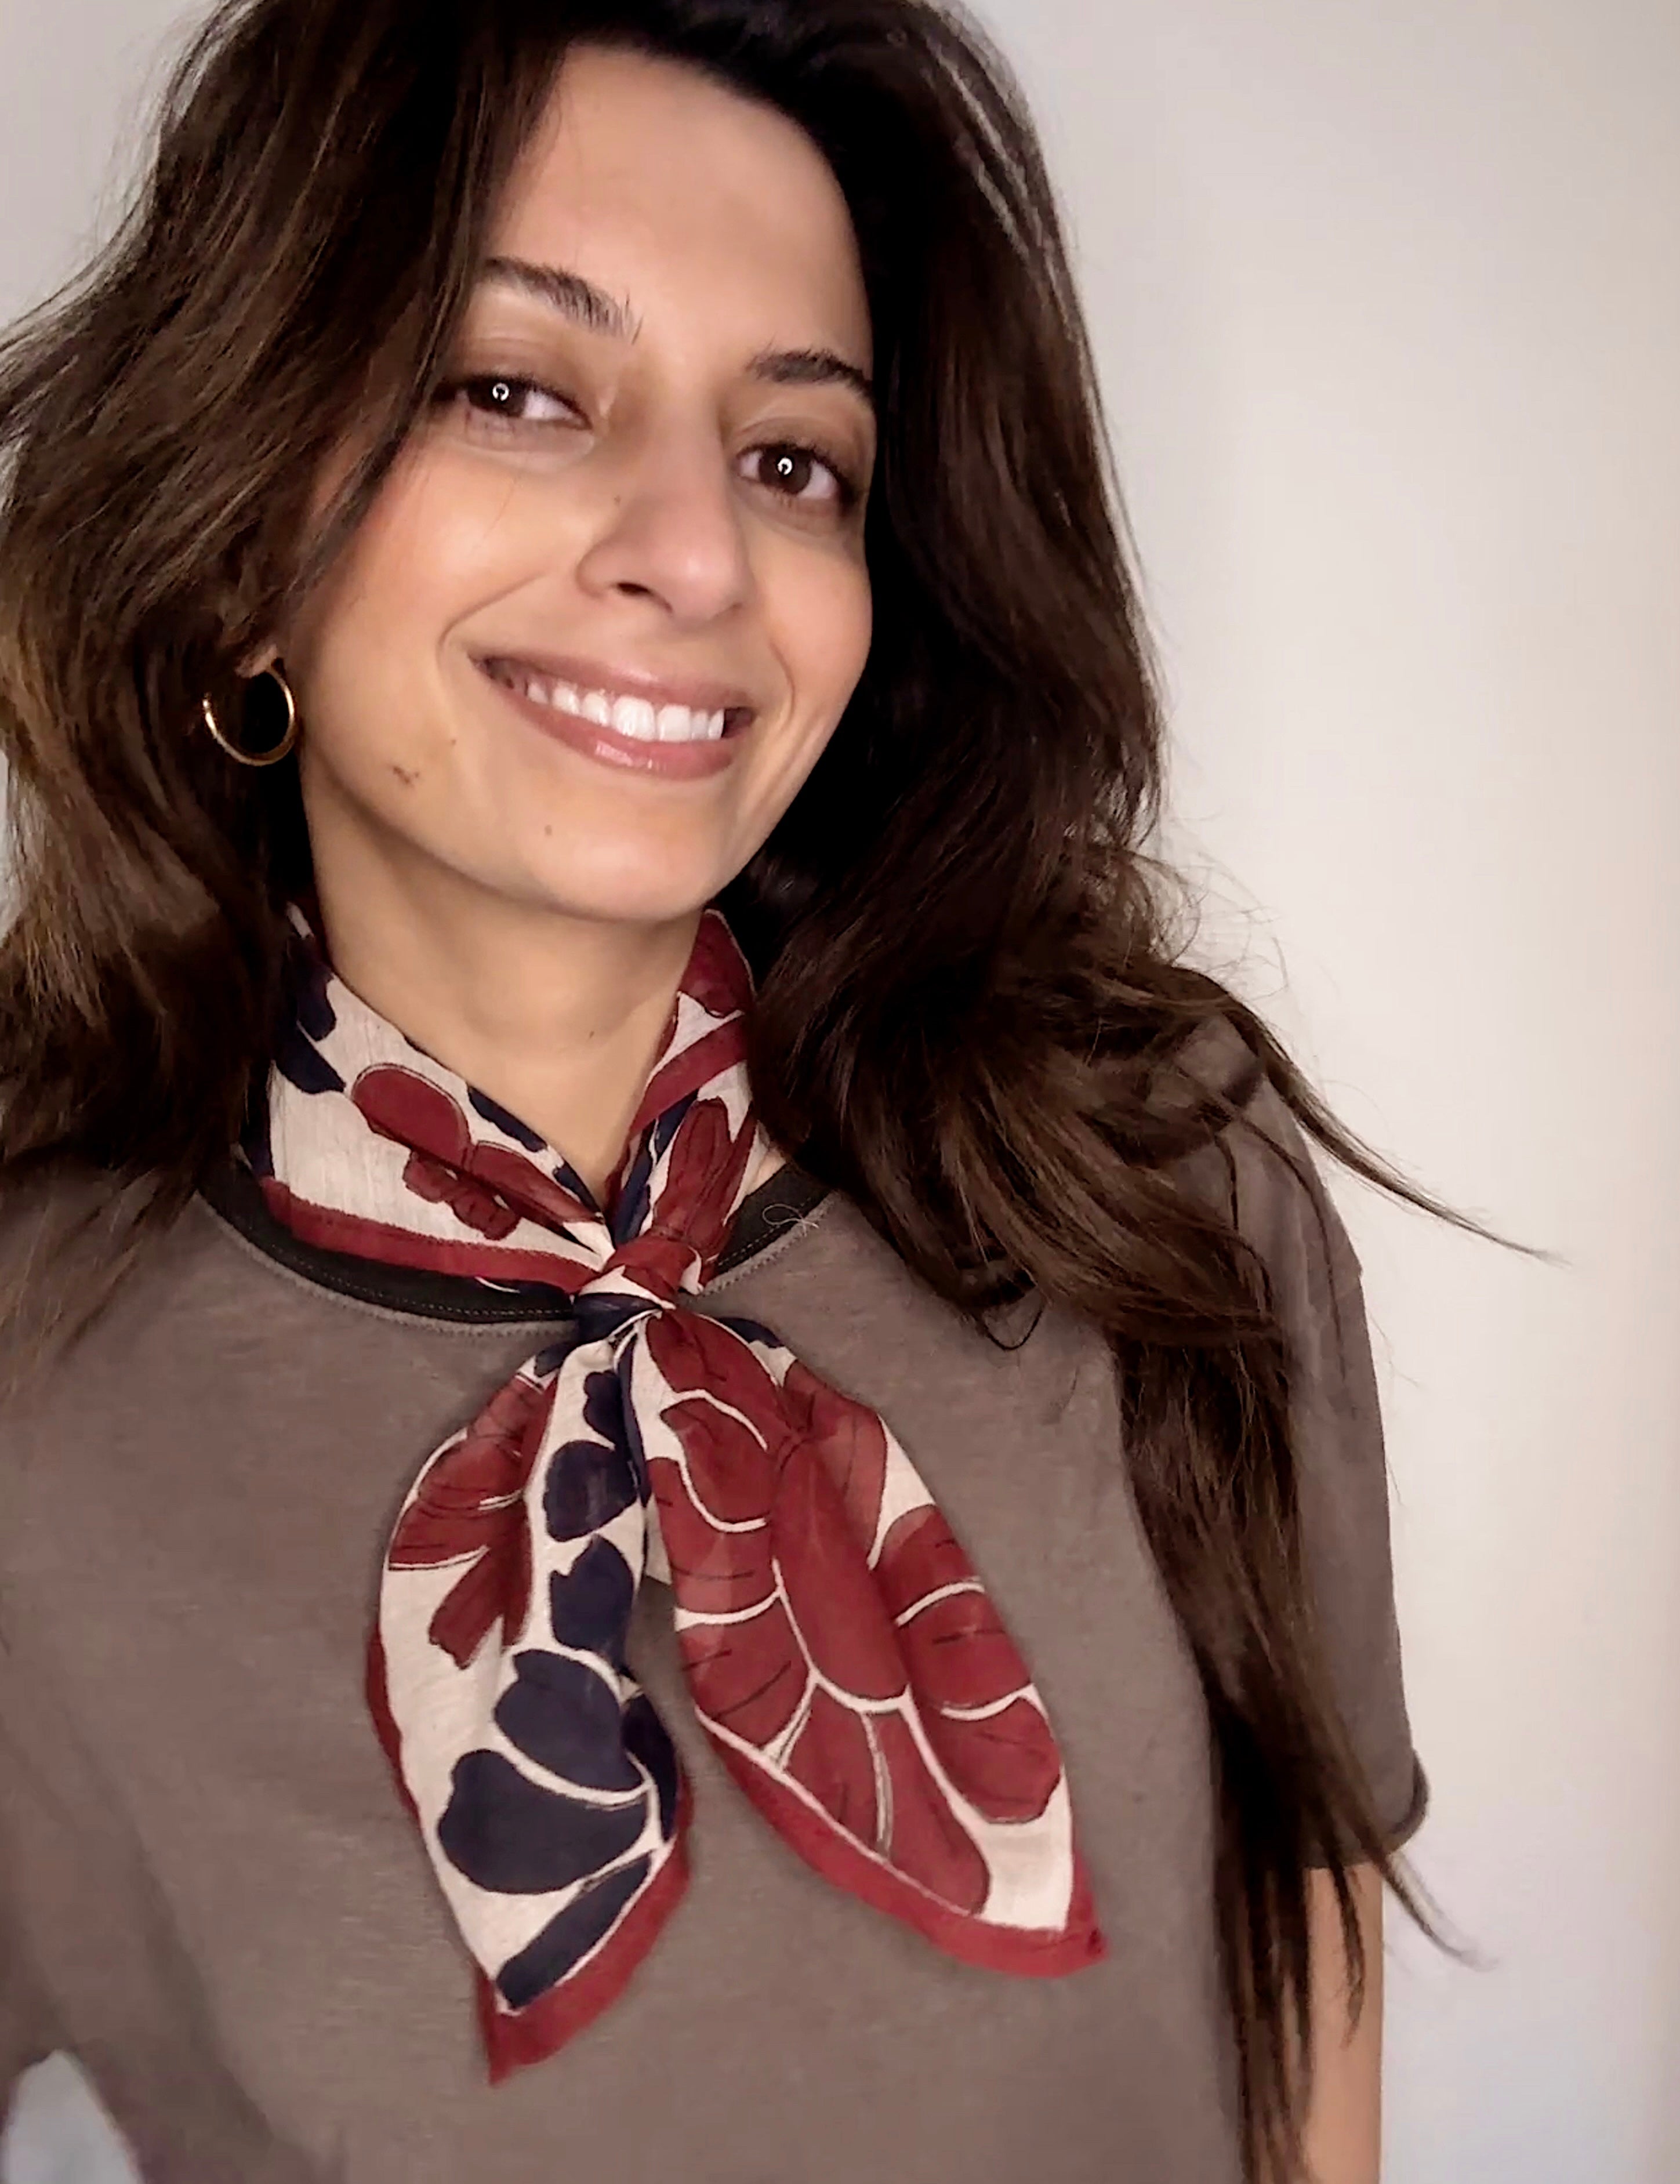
[311,850,701,1203]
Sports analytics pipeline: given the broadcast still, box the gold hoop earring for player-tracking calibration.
[201,663,299,768]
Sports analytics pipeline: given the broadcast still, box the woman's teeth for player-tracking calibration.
[501,666,728,743]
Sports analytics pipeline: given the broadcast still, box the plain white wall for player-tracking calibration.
[1,3,1677,2179]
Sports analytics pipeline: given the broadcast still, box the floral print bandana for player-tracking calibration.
[248,905,1105,2077]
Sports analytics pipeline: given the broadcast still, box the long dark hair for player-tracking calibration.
[0,0,1456,2168]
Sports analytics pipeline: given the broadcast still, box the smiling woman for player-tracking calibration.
[0,5,1440,2183]
[286,42,879,1181]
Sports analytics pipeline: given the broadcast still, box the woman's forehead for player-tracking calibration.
[487,43,873,372]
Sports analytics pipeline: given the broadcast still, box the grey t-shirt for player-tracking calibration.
[0,1075,1423,2183]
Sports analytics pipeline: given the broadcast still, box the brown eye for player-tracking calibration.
[743,441,855,510]
[448,375,579,427]
[764,447,817,495]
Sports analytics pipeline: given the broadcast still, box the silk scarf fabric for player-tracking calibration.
[248,906,1105,2076]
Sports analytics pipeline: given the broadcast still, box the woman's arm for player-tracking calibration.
[1296,1862,1385,2184]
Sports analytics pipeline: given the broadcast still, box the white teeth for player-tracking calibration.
[611,695,659,741]
[498,662,734,743]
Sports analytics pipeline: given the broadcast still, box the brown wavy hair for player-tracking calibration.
[0,0,1460,2169]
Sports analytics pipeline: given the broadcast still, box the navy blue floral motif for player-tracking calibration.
[570,1293,649,1346]
[438,1751,646,1895]
[552,1156,598,1209]
[545,1435,639,1541]
[602,1090,689,1246]
[614,1347,651,1496]
[292,953,338,1042]
[716,1313,783,1351]
[494,1651,641,1791]
[496,1856,651,2009]
[621,1697,680,1837]
[582,1366,626,1447]
[532,1330,586,1378]
[651,1094,693,1160]
[468,1087,546,1151]
[610,1140,655,1245]
[547,1540,634,1663]
[274,1020,344,1097]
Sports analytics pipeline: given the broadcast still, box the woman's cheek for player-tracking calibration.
[765,538,873,724]
[365,444,536,604]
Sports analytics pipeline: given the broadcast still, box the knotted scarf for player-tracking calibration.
[248,905,1104,2076]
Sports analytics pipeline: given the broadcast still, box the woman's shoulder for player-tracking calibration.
[1162,1008,1365,1303]
[0,1160,206,1412]
[0,1158,132,1288]
[0,1158,115,1362]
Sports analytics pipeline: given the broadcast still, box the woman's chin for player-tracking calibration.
[494,844,732,933]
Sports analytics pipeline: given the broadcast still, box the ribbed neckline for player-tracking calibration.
[197,1155,830,1326]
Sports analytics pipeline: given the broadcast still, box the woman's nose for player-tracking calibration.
[572,423,754,627]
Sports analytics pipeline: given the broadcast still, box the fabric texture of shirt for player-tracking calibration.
[0,1055,1424,2183]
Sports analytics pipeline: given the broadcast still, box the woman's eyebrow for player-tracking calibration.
[484,256,639,338]
[481,256,874,412]
[746,345,875,412]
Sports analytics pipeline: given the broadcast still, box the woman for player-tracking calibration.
[0,2,1435,2179]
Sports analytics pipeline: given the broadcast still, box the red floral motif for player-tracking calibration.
[351,1066,592,1239]
[767,1431,906,1702]
[603,1234,692,1303]
[603,1099,754,1301]
[646,1311,1063,1911]
[388,1375,555,1667]
[680,909,752,1020]
[780,1360,888,1549]
[463,1141,592,1231]
[680,1602,805,1745]
[398,1148,523,1238]
[665,1097,757,1253]
[868,1713,992,1910]
[877,1506,1062,1824]
[782,1692,990,1911]
[783,1688,875,1836]
[647,1311,789,1439]
[651,1450,776,1614]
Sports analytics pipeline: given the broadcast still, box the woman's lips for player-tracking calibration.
[477,657,748,781]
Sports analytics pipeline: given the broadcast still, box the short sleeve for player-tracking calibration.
[1177,1036,1428,1859]
[0,1732,64,2117]
[0,1938,61,2127]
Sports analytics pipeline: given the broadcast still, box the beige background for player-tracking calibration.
[2,1,1677,2178]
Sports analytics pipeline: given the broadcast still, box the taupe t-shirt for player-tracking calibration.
[0,1075,1423,2183]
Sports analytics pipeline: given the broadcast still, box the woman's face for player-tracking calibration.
[284,43,876,932]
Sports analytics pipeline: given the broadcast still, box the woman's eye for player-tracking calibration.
[742,442,857,513]
[448,375,580,429]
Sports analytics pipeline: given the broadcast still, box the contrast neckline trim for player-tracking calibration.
[197,1155,830,1326]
